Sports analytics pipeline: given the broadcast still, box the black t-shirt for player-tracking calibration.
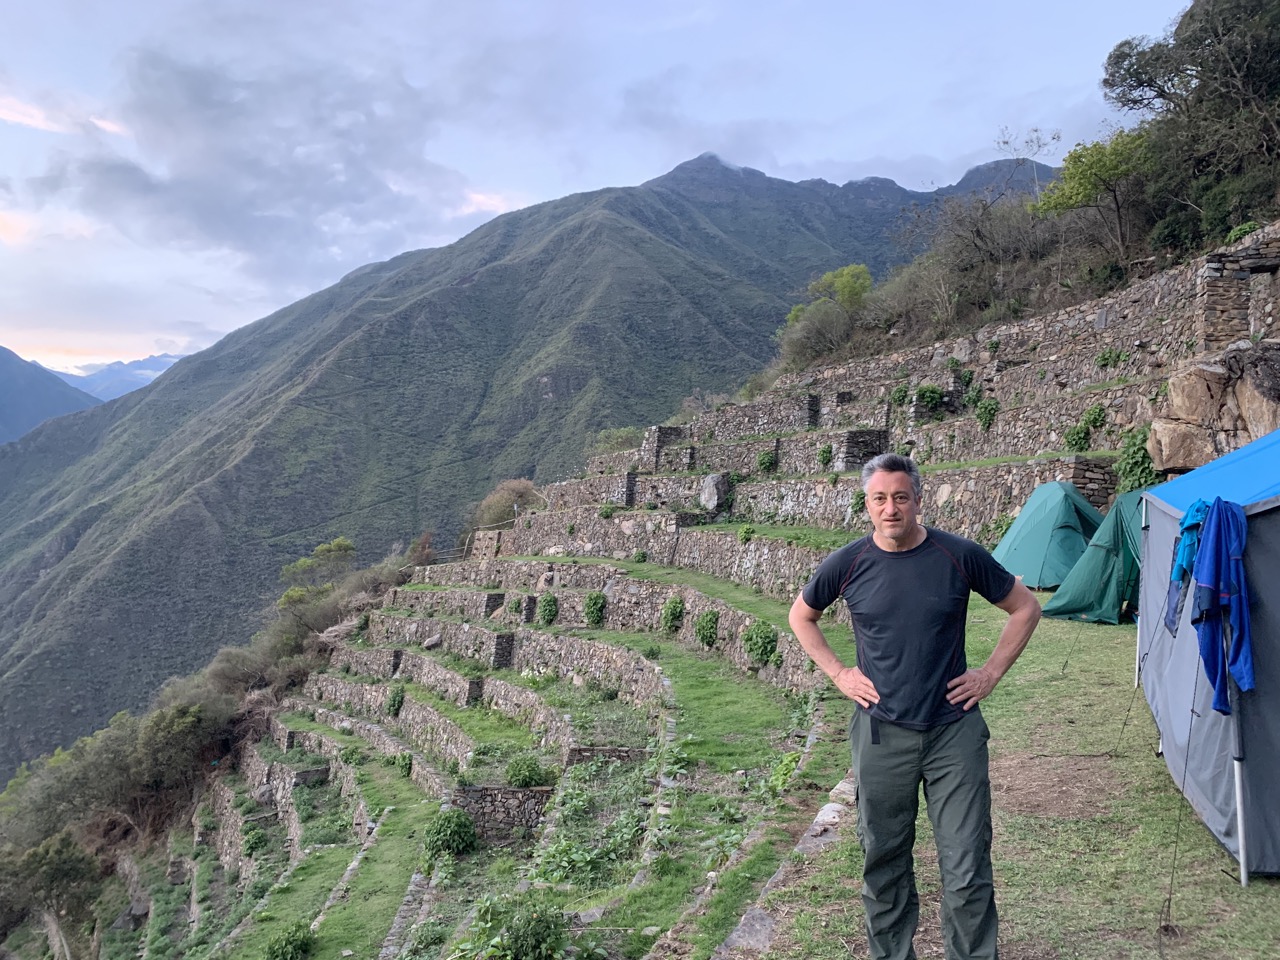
[802,527,1015,730]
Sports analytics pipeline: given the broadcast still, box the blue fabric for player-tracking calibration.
[1165,498,1212,634]
[1171,499,1212,582]
[1191,498,1255,714]
[1148,428,1280,514]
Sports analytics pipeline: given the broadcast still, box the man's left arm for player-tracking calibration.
[946,580,1042,711]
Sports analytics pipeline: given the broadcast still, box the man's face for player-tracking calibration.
[864,469,922,548]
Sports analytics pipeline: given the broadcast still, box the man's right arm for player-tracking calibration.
[788,595,880,708]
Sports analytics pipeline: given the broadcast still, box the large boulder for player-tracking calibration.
[1149,340,1280,472]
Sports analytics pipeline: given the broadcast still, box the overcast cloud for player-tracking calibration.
[0,0,1186,371]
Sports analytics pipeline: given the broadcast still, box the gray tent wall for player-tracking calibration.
[1139,495,1280,875]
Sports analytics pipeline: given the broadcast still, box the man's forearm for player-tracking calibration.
[982,596,1041,682]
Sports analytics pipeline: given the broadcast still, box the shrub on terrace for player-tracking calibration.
[583,591,606,627]
[507,754,556,788]
[742,622,781,668]
[536,593,559,627]
[660,595,685,634]
[694,610,720,649]
[265,921,316,960]
[423,809,479,858]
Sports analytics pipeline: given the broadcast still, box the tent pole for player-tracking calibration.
[1136,498,1147,689]
[1225,620,1249,887]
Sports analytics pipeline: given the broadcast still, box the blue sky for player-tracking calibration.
[0,0,1187,372]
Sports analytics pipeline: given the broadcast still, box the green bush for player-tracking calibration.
[851,490,866,513]
[963,381,984,408]
[598,504,617,519]
[1095,347,1131,369]
[422,809,479,858]
[454,893,570,960]
[742,622,780,667]
[387,683,406,718]
[756,449,778,473]
[265,920,316,960]
[338,745,366,766]
[975,398,1000,432]
[1063,424,1092,453]
[1081,404,1107,429]
[583,591,606,627]
[632,549,648,563]
[506,754,555,788]
[536,593,558,627]
[817,444,834,468]
[913,384,944,413]
[1226,220,1262,244]
[945,356,961,371]
[889,384,910,407]
[660,595,685,634]
[643,644,661,660]
[694,610,720,649]
[959,369,974,388]
[1116,425,1161,493]
[242,825,268,857]
[395,752,413,778]
[738,525,756,544]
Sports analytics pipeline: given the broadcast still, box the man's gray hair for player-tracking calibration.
[860,453,922,500]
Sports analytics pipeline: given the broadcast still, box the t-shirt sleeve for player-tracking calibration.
[801,545,855,611]
[964,542,1016,604]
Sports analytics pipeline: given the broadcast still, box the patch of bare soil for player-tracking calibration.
[990,752,1118,819]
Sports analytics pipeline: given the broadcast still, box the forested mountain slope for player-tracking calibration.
[0,155,1045,782]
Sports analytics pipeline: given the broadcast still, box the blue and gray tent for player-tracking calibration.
[1139,428,1280,882]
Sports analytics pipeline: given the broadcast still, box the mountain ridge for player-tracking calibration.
[0,155,1051,781]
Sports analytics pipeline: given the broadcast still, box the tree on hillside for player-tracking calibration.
[1102,0,1280,246]
[473,479,540,530]
[277,536,358,633]
[776,264,873,369]
[1034,129,1151,262]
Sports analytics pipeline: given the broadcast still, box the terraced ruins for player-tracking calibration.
[9,223,1280,960]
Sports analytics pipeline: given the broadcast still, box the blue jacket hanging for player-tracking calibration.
[1165,498,1211,634]
[1191,497,1255,714]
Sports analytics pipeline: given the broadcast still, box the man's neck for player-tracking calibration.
[873,524,927,553]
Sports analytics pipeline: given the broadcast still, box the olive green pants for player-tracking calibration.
[849,708,997,960]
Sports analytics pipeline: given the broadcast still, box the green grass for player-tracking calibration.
[308,765,443,960]
[574,627,792,774]
[401,683,536,750]
[222,846,355,960]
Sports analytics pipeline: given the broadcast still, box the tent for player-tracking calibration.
[992,481,1103,589]
[1140,428,1280,881]
[1042,489,1144,624]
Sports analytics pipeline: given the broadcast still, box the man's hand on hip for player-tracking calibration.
[835,666,880,708]
[946,667,998,711]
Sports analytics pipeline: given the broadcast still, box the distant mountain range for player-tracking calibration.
[51,354,185,400]
[0,347,101,444]
[0,154,1055,781]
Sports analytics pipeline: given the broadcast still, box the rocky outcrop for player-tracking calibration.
[1149,340,1280,472]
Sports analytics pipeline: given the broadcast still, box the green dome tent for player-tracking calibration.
[991,481,1103,589]
[1041,489,1144,623]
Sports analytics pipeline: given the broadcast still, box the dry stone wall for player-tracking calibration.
[453,786,555,841]
[479,677,575,753]
[208,778,262,880]
[511,631,667,709]
[239,745,330,861]
[414,559,629,592]
[730,455,1117,540]
[689,394,818,443]
[303,675,476,770]
[385,587,505,622]
[277,702,452,798]
[367,611,514,668]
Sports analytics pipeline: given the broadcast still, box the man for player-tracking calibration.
[789,453,1041,960]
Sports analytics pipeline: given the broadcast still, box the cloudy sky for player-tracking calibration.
[1,0,1186,372]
